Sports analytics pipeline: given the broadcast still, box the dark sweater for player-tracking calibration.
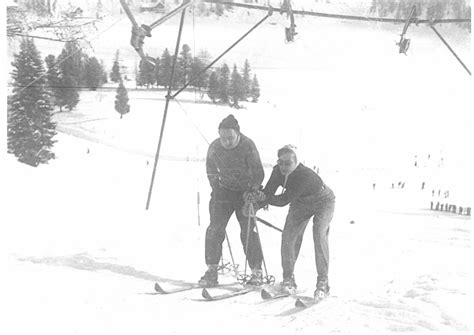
[263,163,335,209]
[206,134,264,192]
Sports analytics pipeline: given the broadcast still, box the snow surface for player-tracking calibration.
[2,4,473,335]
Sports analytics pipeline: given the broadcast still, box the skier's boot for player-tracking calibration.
[246,268,263,286]
[280,274,297,294]
[314,278,330,301]
[198,264,218,288]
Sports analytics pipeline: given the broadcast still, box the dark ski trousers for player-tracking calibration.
[205,187,263,269]
[281,199,335,287]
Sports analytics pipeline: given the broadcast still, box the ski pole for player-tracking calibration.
[255,216,282,233]
[225,232,238,276]
[243,207,252,277]
[249,203,270,279]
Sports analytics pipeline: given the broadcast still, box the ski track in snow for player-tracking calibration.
[3,125,472,334]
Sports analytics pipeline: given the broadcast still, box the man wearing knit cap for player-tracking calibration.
[260,144,335,301]
[199,114,265,287]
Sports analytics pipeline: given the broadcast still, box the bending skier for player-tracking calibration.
[199,114,265,288]
[260,145,335,300]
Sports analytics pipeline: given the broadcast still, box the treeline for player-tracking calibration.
[370,0,471,28]
[44,41,108,112]
[7,38,110,166]
[134,44,261,108]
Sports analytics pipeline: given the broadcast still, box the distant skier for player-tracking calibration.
[199,114,265,288]
[259,145,336,301]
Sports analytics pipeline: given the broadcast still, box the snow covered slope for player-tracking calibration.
[3,2,472,334]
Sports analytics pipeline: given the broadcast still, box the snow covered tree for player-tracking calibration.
[8,37,56,167]
[96,0,104,18]
[110,49,121,83]
[56,41,81,111]
[370,0,469,24]
[229,64,244,108]
[153,56,161,88]
[218,63,230,104]
[100,60,108,84]
[249,74,260,103]
[135,63,144,88]
[138,57,156,88]
[241,59,252,100]
[84,56,104,90]
[177,44,192,87]
[190,56,207,92]
[160,48,172,88]
[115,79,130,119]
[207,71,219,103]
[44,54,62,107]
[214,3,225,16]
[196,1,209,16]
[58,41,86,86]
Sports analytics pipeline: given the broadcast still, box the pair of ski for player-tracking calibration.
[154,282,321,308]
[261,287,322,309]
[154,282,257,301]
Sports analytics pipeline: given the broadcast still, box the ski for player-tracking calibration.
[201,286,256,301]
[154,282,241,295]
[295,295,330,308]
[261,288,291,300]
[154,282,197,294]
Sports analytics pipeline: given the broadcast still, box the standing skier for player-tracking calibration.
[261,145,335,300]
[199,114,265,288]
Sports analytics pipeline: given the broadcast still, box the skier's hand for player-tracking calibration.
[243,189,266,203]
[241,201,262,217]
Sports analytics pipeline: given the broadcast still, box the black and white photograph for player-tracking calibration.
[2,0,472,334]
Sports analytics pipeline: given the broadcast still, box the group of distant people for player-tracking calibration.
[198,114,335,301]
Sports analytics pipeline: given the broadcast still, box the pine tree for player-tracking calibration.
[215,3,224,16]
[115,79,130,119]
[110,49,121,83]
[249,74,260,103]
[229,64,244,108]
[153,56,161,87]
[139,57,155,88]
[96,0,103,18]
[8,37,56,167]
[241,59,252,101]
[135,63,144,88]
[197,1,209,16]
[100,60,108,83]
[177,44,192,87]
[369,0,377,14]
[190,57,206,91]
[190,50,211,93]
[84,56,103,90]
[44,54,62,107]
[58,41,86,86]
[160,48,173,88]
[57,41,80,111]
[207,71,219,103]
[218,63,230,104]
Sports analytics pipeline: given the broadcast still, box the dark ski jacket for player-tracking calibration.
[206,134,264,192]
[263,163,335,210]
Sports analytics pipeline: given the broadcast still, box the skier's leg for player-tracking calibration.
[281,206,312,280]
[205,190,234,266]
[312,199,335,290]
[235,200,263,270]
